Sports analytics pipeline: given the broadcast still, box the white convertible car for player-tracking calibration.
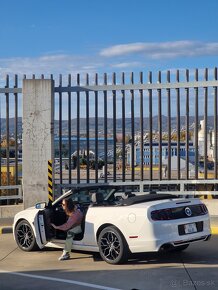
[13,185,211,264]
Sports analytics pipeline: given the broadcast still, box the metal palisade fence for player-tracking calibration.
[0,68,218,201]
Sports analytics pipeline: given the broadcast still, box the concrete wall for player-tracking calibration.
[23,80,54,208]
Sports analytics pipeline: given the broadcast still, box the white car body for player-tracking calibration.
[13,185,211,264]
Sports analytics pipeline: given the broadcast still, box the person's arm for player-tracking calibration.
[51,210,83,231]
[50,223,58,229]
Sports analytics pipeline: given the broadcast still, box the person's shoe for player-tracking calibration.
[58,252,70,261]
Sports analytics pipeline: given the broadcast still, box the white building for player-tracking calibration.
[198,119,216,160]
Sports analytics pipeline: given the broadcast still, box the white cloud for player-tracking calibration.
[100,41,218,59]
[0,54,103,83]
[0,40,218,84]
[100,43,147,57]
[111,62,140,68]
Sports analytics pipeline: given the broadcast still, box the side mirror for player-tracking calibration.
[35,202,47,209]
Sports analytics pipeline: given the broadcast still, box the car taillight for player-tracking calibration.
[151,208,173,221]
[200,204,208,214]
[151,204,208,221]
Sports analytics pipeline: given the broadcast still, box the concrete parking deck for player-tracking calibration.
[0,232,218,290]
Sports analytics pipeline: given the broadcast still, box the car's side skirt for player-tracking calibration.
[45,240,99,252]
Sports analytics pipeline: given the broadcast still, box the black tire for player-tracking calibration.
[172,244,189,252]
[15,220,38,251]
[98,226,128,264]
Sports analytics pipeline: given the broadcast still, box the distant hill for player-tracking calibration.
[0,117,22,136]
[0,116,215,136]
[55,116,215,135]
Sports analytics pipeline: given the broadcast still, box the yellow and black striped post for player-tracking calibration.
[48,160,53,202]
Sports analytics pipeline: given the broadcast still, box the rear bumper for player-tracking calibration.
[128,232,211,253]
[172,234,211,246]
[127,217,211,253]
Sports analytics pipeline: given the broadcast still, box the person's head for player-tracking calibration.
[61,198,75,215]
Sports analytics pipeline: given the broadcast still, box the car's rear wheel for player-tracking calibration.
[98,226,128,264]
[15,220,38,251]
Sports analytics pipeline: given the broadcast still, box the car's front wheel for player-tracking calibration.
[98,226,128,264]
[15,220,38,251]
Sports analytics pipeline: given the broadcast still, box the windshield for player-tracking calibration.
[70,186,121,204]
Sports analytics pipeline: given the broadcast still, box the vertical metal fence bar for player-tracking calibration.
[214,67,218,180]
[139,72,144,181]
[0,79,1,186]
[167,70,171,180]
[50,74,54,185]
[23,72,27,191]
[104,73,108,183]
[94,73,98,183]
[14,74,18,187]
[51,73,54,180]
[176,70,181,180]
[112,73,117,182]
[204,68,208,179]
[130,72,135,181]
[5,75,10,187]
[76,74,80,183]
[185,69,190,180]
[68,74,72,184]
[86,73,90,183]
[148,71,153,181]
[158,71,162,180]
[194,69,199,180]
[121,73,126,182]
[50,74,53,188]
[58,74,63,184]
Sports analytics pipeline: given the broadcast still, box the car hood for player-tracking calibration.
[14,206,40,222]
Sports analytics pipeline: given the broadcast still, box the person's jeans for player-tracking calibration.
[64,225,82,253]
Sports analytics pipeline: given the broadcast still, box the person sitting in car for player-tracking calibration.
[51,198,83,261]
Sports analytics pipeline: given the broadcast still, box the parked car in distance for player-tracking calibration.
[99,172,111,178]
[13,184,211,264]
[199,161,214,171]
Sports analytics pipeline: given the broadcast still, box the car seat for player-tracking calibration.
[91,192,104,205]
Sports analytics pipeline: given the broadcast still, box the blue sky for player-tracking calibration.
[1,0,218,120]
[0,0,218,80]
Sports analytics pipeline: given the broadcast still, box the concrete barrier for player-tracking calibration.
[0,204,24,219]
[202,200,218,216]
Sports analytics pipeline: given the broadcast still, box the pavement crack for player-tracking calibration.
[0,247,18,262]
[180,253,197,290]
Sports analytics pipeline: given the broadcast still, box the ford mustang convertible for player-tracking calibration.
[13,185,211,264]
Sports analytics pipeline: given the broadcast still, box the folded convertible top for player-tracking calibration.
[120,193,179,206]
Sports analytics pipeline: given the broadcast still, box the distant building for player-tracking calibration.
[127,141,195,166]
[198,120,212,158]
[198,119,217,160]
